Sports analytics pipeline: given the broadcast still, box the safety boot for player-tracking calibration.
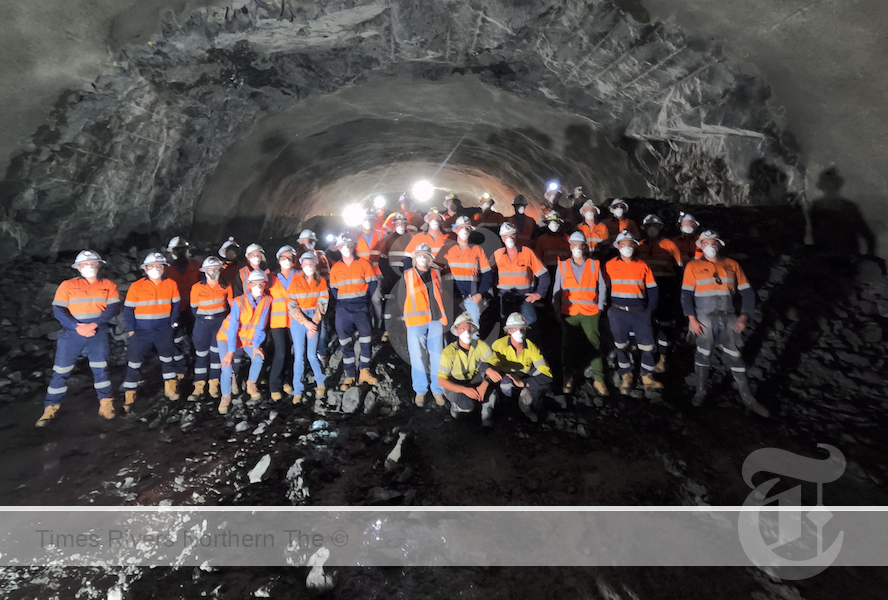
[218,394,232,414]
[314,384,326,400]
[733,371,770,418]
[691,365,709,407]
[230,375,240,396]
[293,394,303,405]
[98,398,116,420]
[340,377,355,391]
[359,368,378,385]
[381,331,390,343]
[35,404,60,427]
[208,379,221,399]
[593,380,610,397]
[271,392,283,402]
[414,393,425,407]
[176,373,185,381]
[433,393,445,406]
[164,379,180,401]
[562,376,574,394]
[246,380,261,401]
[641,373,664,390]
[124,391,137,413]
[518,388,538,422]
[188,380,206,402]
[654,354,667,374]
[619,373,634,395]
[283,384,294,395]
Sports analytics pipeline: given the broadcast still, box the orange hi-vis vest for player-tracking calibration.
[638,238,683,278]
[217,294,271,349]
[493,246,547,294]
[604,217,640,240]
[535,233,570,268]
[268,271,299,328]
[512,215,536,249]
[289,274,329,310]
[53,277,119,322]
[443,243,491,283]
[403,268,447,327]
[605,257,656,303]
[356,229,385,276]
[577,222,609,249]
[405,231,448,261]
[557,258,601,316]
[238,266,271,292]
[125,277,180,322]
[190,280,233,317]
[167,259,202,313]
[330,257,376,300]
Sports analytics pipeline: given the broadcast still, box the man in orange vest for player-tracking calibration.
[472,193,506,230]
[491,222,550,327]
[510,194,537,250]
[403,209,449,270]
[604,231,663,394]
[403,243,448,407]
[187,256,233,402]
[216,269,272,414]
[637,214,684,373]
[122,252,182,411]
[682,230,769,417]
[442,216,492,337]
[553,232,609,396]
[603,199,640,243]
[166,236,201,378]
[329,234,379,390]
[577,200,609,253]
[672,211,703,263]
[37,250,120,427]
[355,210,386,335]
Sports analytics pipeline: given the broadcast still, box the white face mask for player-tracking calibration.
[458,228,470,240]
[571,247,584,259]
[249,255,262,266]
[481,203,491,211]
[510,331,525,344]
[395,225,406,235]
[619,246,635,258]
[548,222,560,233]
[703,245,718,258]
[613,208,625,218]
[459,331,472,345]
[302,241,315,250]
[362,220,372,230]
[646,227,660,238]
[584,212,595,222]
[79,266,97,279]
[303,265,316,276]
[681,225,695,234]
[340,247,352,258]
[429,220,440,231]
[504,237,516,249]
[147,267,162,280]
[279,259,292,270]
[415,255,430,267]
[205,269,220,280]
[516,206,525,215]
[250,285,263,298]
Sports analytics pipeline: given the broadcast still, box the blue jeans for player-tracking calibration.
[290,309,326,395]
[406,320,444,394]
[461,297,482,339]
[499,293,537,326]
[45,326,112,407]
[220,347,263,395]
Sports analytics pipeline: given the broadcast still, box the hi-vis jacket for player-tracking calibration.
[438,340,497,382]
[577,221,609,250]
[681,257,755,317]
[403,231,448,269]
[329,258,378,307]
[442,243,492,297]
[288,274,329,311]
[52,277,120,329]
[553,258,606,316]
[356,229,385,276]
[190,279,233,318]
[403,268,447,327]
[124,277,180,332]
[491,337,553,379]
[603,217,640,241]
[217,293,271,353]
[604,257,658,311]
[637,238,683,278]
[491,246,550,296]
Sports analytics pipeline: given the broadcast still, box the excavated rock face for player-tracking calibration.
[0,0,800,261]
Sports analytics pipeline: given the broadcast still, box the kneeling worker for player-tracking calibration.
[490,312,553,423]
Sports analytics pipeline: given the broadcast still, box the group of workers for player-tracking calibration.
[36,184,769,429]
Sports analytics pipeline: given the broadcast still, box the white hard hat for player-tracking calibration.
[247,269,268,283]
[332,234,354,250]
[677,212,700,227]
[504,312,529,330]
[167,236,189,252]
[695,230,726,248]
[141,252,169,268]
[572,186,585,197]
[499,222,517,236]
[297,230,317,241]
[245,243,265,257]
[200,256,224,271]
[612,230,639,248]
[412,243,434,260]
[391,212,408,223]
[453,215,473,229]
[568,232,586,244]
[425,209,445,224]
[299,251,319,264]
[642,214,664,227]
[218,236,239,258]
[579,200,599,216]
[609,198,629,211]
[399,192,412,204]
[543,210,563,224]
[276,245,298,260]
[450,311,479,336]
[71,250,106,269]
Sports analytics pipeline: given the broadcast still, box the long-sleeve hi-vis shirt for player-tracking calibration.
[402,231,449,270]
[190,279,233,318]
[329,258,378,308]
[604,257,658,311]
[637,238,683,278]
[356,229,385,276]
[681,257,755,317]
[491,246,550,297]
[577,222,609,250]
[52,277,120,329]
[123,277,180,332]
[534,232,570,268]
[442,242,493,297]
[603,217,640,241]
[438,340,498,382]
[490,337,553,380]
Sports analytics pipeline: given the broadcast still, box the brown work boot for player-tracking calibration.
[218,394,232,414]
[359,368,378,385]
[188,380,206,402]
[98,398,116,420]
[35,404,60,427]
[283,383,294,395]
[593,380,610,397]
[641,373,664,390]
[562,376,574,394]
[271,392,283,402]
[315,384,326,400]
[230,375,240,396]
[654,354,667,374]
[176,373,185,381]
[124,390,137,412]
[619,373,634,395]
[208,379,221,399]
[293,394,302,405]
[340,377,356,391]
[381,331,390,342]
[414,393,425,407]
[246,380,261,400]
[433,393,445,406]
[164,379,180,401]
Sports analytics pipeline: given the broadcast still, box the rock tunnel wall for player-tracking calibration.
[0,0,801,262]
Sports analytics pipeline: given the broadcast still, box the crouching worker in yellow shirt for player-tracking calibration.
[490,312,554,423]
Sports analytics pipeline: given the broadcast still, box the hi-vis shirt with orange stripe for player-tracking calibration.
[604,257,657,307]
[330,258,376,300]
[124,277,180,327]
[289,274,329,310]
[405,231,448,262]
[442,243,491,283]
[356,229,385,276]
[492,247,547,294]
[534,233,570,268]
[52,277,120,324]
[556,258,601,316]
[577,222,609,249]
[681,257,752,315]
[403,268,447,327]
[217,294,271,351]
[268,271,298,329]
[637,238,683,278]
[190,281,233,317]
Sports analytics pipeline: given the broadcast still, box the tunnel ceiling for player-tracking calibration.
[0,0,802,259]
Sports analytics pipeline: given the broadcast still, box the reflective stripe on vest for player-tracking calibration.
[217,295,270,349]
[404,268,447,327]
[289,275,329,310]
[558,258,600,316]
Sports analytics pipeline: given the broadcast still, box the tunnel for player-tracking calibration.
[1,0,887,598]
